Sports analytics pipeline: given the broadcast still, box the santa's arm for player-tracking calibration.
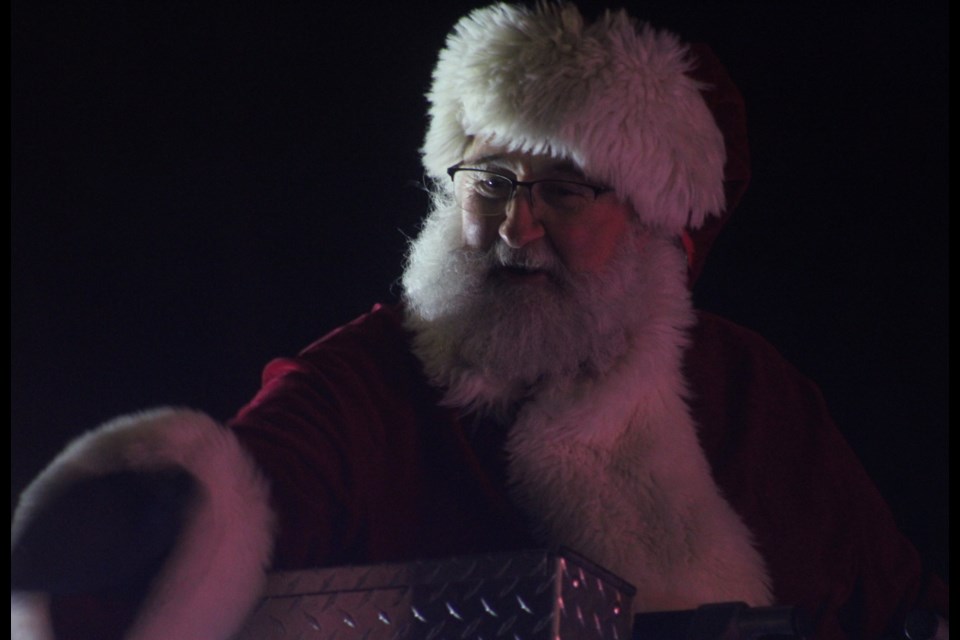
[10,408,275,640]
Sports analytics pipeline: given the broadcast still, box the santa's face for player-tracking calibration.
[457,144,640,276]
[401,148,661,415]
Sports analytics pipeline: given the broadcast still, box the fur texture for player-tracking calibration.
[503,237,773,611]
[403,199,659,418]
[10,408,275,640]
[401,190,772,609]
[422,2,727,233]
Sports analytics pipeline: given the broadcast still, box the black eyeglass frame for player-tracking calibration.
[446,165,613,201]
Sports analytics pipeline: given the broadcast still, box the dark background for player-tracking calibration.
[12,1,948,582]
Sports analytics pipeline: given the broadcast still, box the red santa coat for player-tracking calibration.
[32,301,946,640]
[222,302,945,639]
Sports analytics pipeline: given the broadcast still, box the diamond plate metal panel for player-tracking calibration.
[233,548,635,640]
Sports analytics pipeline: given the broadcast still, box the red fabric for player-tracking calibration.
[686,43,751,285]
[227,303,946,639]
[684,314,948,638]
[228,304,536,570]
[47,303,946,638]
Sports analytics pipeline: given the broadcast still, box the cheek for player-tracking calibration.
[461,213,499,249]
[550,212,632,272]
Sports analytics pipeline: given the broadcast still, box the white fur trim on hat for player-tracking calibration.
[11,408,275,640]
[422,2,726,232]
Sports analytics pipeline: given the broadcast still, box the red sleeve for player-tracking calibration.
[686,312,947,639]
[227,303,532,570]
[226,304,431,568]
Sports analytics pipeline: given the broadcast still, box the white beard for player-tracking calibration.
[400,199,773,610]
[400,199,657,418]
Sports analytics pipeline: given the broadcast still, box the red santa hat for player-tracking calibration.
[421,1,749,281]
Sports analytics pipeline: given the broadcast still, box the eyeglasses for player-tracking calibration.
[447,165,612,219]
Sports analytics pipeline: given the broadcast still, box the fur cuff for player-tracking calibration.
[11,408,275,640]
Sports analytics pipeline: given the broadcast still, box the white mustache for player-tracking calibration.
[489,241,563,274]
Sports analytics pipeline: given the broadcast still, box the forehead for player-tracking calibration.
[463,142,585,178]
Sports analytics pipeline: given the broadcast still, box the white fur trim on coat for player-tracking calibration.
[505,238,773,611]
[422,2,727,232]
[10,408,275,640]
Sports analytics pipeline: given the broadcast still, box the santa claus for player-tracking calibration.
[11,3,947,640]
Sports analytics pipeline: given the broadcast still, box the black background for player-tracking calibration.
[12,1,948,582]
